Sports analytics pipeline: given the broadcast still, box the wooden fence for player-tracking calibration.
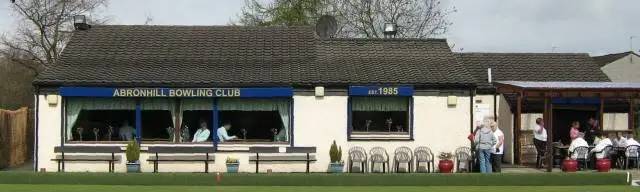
[0,107,28,169]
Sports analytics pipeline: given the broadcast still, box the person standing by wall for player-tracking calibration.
[474,121,496,173]
[490,120,504,173]
[533,118,547,168]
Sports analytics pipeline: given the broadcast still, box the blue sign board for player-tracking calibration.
[348,86,414,96]
[59,87,294,98]
[551,97,600,105]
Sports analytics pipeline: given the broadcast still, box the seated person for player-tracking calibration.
[119,120,135,141]
[615,133,628,148]
[568,133,588,160]
[626,134,640,147]
[192,119,210,142]
[589,133,612,159]
[216,122,237,142]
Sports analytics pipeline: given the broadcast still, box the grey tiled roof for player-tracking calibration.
[315,39,475,87]
[591,51,639,67]
[455,52,611,93]
[495,81,640,89]
[34,25,475,88]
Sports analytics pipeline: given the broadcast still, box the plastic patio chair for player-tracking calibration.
[393,146,413,173]
[414,146,434,173]
[369,147,390,173]
[624,145,640,169]
[455,147,473,173]
[348,146,367,173]
[570,146,589,170]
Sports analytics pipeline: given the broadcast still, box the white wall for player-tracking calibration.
[36,93,472,173]
[36,94,64,172]
[601,54,640,82]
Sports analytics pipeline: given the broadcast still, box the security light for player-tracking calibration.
[383,23,397,38]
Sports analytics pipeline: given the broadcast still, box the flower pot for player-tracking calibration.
[329,163,344,173]
[596,159,611,172]
[562,159,577,172]
[226,163,239,173]
[438,160,453,173]
[126,162,140,173]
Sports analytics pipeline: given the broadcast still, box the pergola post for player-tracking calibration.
[630,99,636,137]
[599,97,604,129]
[514,94,522,165]
[544,97,553,172]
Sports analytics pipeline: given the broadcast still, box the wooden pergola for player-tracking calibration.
[494,81,640,172]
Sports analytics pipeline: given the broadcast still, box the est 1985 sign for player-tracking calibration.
[348,86,413,96]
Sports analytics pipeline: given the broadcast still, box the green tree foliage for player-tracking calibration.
[239,0,327,26]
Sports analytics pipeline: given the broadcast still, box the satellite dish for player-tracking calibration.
[315,15,338,38]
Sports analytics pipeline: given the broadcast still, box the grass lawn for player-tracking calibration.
[0,185,636,192]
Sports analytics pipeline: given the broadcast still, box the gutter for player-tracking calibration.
[34,85,39,172]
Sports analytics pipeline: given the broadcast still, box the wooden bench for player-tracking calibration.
[146,146,216,173]
[51,146,122,173]
[249,147,317,173]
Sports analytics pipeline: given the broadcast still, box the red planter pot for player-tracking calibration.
[439,160,454,173]
[562,159,577,172]
[596,159,611,172]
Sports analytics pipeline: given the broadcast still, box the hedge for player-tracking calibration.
[0,172,629,186]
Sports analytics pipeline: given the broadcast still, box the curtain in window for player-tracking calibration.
[351,97,408,111]
[218,98,290,141]
[65,98,136,141]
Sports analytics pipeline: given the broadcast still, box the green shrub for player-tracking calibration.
[126,140,140,163]
[329,140,342,164]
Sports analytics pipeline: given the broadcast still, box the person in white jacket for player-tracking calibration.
[568,133,588,160]
[192,120,211,142]
[590,133,612,159]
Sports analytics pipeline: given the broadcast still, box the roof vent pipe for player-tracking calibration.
[487,68,492,83]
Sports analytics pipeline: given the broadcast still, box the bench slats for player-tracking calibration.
[249,147,280,153]
[147,155,215,161]
[54,146,121,153]
[52,155,121,161]
[249,155,317,161]
[286,147,316,153]
[147,146,215,153]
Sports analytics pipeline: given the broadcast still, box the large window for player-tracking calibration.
[349,97,411,139]
[217,98,290,143]
[65,98,136,142]
[64,96,292,144]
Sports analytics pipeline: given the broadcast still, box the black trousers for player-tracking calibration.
[533,139,547,167]
[491,153,502,172]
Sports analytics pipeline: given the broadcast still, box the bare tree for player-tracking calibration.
[1,0,108,74]
[329,0,454,38]
[237,0,454,38]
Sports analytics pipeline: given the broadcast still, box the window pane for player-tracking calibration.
[218,111,285,142]
[69,110,135,142]
[141,98,175,142]
[217,98,290,143]
[66,97,136,142]
[181,110,213,142]
[352,111,408,132]
[351,97,410,133]
[141,110,174,142]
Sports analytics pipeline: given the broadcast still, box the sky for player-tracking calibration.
[0,0,638,56]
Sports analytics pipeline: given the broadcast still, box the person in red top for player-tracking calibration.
[569,121,580,141]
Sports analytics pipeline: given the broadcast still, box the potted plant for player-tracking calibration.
[438,152,454,173]
[329,140,344,173]
[125,140,141,173]
[226,156,239,173]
